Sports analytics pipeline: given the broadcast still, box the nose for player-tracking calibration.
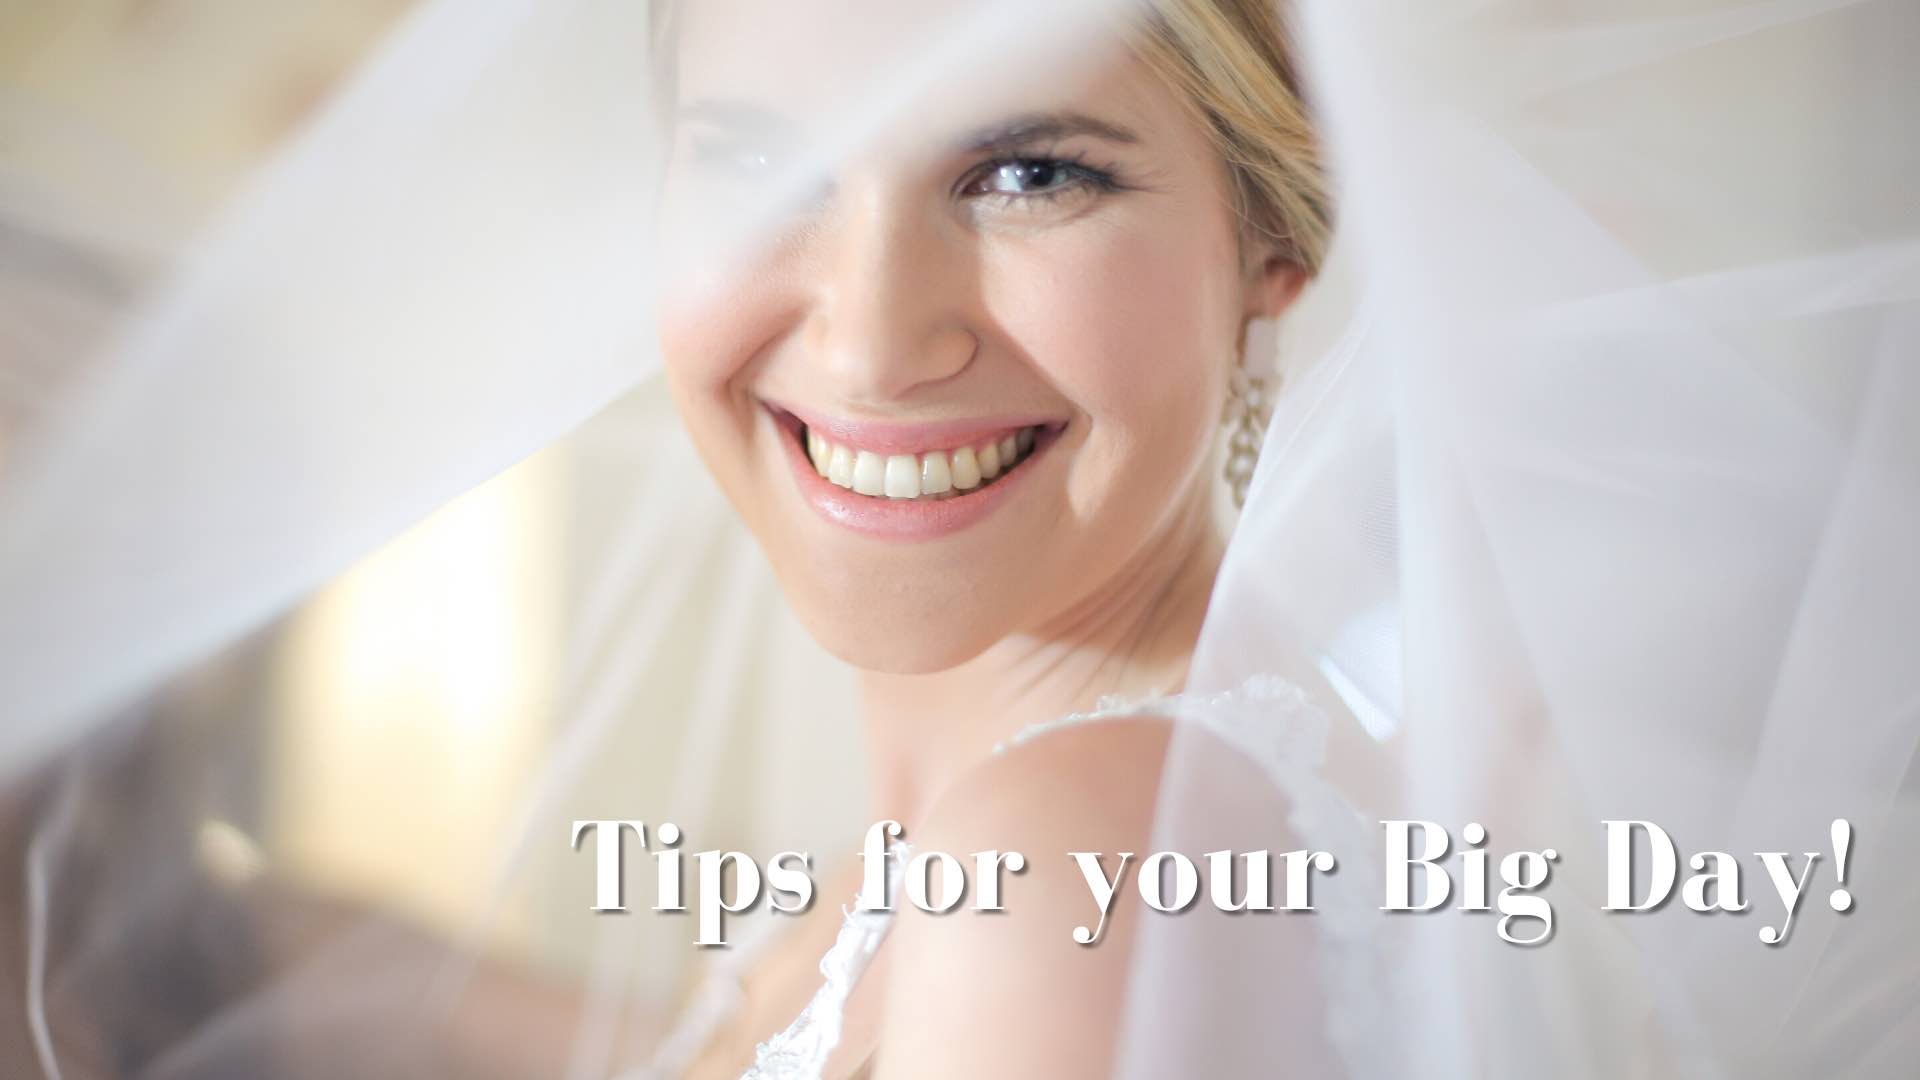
[804,182,977,404]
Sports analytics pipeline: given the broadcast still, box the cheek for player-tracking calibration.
[657,294,737,469]
[658,271,766,398]
[655,278,788,551]
[988,221,1238,511]
[658,316,726,447]
[656,263,793,465]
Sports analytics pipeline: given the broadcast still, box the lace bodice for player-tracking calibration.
[632,674,1347,1080]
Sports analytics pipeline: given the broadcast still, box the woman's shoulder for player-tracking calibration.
[940,706,1175,846]
[864,706,1177,1080]
[867,678,1333,1076]
[867,679,1329,1077]
[912,674,1326,872]
[929,675,1323,848]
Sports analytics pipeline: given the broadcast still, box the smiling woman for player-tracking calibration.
[644,1,1331,1076]
[5,0,1917,1077]
[657,1,1322,674]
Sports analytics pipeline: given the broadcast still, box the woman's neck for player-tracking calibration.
[857,498,1225,827]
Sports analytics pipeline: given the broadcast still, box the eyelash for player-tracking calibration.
[680,134,1127,215]
[957,154,1124,204]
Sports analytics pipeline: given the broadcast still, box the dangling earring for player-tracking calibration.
[1223,318,1278,509]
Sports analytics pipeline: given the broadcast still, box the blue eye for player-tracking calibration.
[984,160,1074,194]
[963,157,1117,201]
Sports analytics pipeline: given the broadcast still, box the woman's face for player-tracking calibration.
[657,5,1299,673]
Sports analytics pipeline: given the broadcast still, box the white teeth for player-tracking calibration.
[884,454,920,498]
[950,446,982,490]
[852,450,887,496]
[976,441,1001,480]
[800,424,1042,500]
[920,452,952,495]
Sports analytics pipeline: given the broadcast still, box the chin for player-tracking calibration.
[780,577,1009,676]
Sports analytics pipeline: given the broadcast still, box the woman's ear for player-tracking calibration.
[1242,244,1309,320]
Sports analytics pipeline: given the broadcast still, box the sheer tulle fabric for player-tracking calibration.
[1166,1,1920,1075]
[1,0,1915,1077]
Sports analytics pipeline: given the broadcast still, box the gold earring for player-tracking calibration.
[1223,320,1277,509]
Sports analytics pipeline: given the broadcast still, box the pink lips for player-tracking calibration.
[766,404,1062,541]
[779,404,1049,457]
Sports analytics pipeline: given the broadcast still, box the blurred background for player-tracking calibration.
[0,0,865,1059]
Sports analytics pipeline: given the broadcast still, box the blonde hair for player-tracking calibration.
[1133,0,1333,274]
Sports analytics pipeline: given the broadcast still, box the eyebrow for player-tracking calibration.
[960,111,1141,153]
[676,101,1141,154]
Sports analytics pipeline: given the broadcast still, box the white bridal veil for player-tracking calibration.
[1,0,1915,1077]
